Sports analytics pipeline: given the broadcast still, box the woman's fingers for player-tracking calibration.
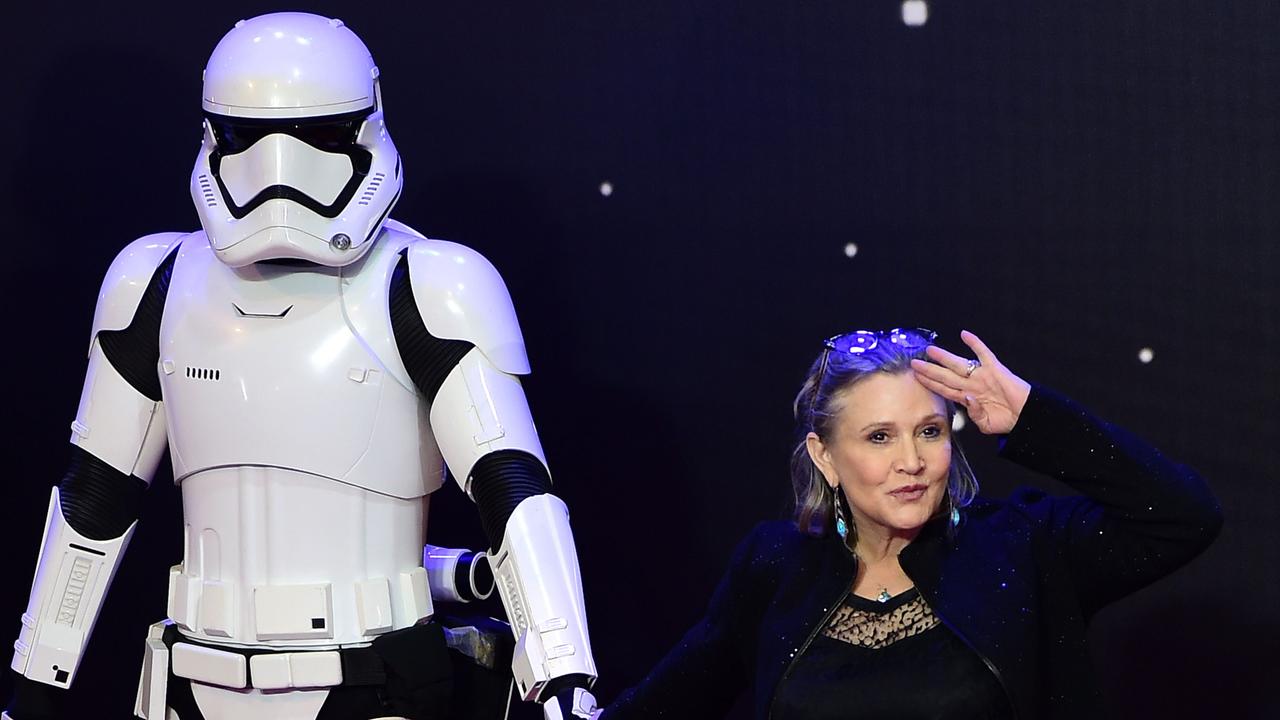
[923,344,975,380]
[911,357,965,391]
[960,330,999,367]
[912,366,969,404]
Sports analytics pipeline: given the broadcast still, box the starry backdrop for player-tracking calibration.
[0,1,1276,718]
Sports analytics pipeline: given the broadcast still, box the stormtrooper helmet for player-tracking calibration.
[191,12,403,267]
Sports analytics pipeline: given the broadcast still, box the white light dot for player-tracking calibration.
[1138,347,1154,364]
[844,242,859,258]
[599,181,613,197]
[902,1,929,27]
[952,411,967,432]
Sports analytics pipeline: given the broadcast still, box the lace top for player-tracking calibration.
[771,588,1011,720]
[822,587,940,648]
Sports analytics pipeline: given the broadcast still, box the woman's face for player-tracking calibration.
[808,371,952,540]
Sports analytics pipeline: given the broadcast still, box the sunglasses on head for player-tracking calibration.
[808,327,938,422]
[823,327,937,355]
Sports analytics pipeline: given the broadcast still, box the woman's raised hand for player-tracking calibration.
[910,330,1031,436]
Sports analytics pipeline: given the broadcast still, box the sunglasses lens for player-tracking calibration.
[889,327,937,346]
[828,331,878,354]
[826,328,936,355]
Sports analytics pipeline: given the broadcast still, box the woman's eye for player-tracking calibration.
[868,431,889,443]
[921,425,942,438]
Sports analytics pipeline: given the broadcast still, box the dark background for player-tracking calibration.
[1,1,1276,717]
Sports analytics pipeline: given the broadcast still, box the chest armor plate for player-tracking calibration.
[159,233,443,499]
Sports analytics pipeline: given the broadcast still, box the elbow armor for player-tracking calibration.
[392,235,598,701]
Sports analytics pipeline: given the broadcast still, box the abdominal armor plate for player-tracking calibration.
[156,232,443,647]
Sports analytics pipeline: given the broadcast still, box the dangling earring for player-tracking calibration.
[947,491,961,528]
[831,486,849,540]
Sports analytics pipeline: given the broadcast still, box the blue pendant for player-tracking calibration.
[836,516,848,539]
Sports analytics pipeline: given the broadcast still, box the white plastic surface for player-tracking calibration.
[169,466,428,647]
[192,13,402,268]
[491,495,597,701]
[248,653,292,689]
[432,348,547,491]
[398,567,434,624]
[171,642,246,689]
[423,547,464,601]
[354,577,393,635]
[202,13,377,119]
[406,239,532,375]
[217,133,354,207]
[542,688,602,720]
[71,340,167,480]
[159,237,439,499]
[200,580,235,637]
[88,233,183,351]
[146,224,552,649]
[190,682,330,719]
[11,14,600,720]
[10,490,134,689]
[424,545,494,602]
[338,226,418,392]
[248,650,342,689]
[253,583,333,640]
[133,622,169,719]
[191,140,400,268]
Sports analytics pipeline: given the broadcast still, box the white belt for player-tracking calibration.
[171,642,343,690]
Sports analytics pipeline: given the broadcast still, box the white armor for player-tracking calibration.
[9,12,598,720]
[193,14,401,269]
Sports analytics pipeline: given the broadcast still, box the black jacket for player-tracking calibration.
[603,386,1223,719]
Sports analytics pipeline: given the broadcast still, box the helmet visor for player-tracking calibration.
[206,108,374,219]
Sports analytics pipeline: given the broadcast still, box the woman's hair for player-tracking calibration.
[790,334,979,544]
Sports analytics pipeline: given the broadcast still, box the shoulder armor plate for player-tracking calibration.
[405,238,531,375]
[88,232,188,354]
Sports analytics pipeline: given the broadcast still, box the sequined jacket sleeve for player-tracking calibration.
[600,523,780,719]
[997,384,1224,618]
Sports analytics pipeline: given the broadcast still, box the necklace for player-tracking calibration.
[855,549,896,603]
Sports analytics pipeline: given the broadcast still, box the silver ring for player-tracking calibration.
[964,359,980,378]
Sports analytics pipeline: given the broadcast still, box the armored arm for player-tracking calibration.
[390,236,597,717]
[6,235,180,718]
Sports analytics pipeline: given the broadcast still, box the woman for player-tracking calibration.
[602,329,1222,719]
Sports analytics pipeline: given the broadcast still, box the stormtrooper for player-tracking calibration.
[6,12,600,720]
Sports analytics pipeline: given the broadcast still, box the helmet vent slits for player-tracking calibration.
[357,172,386,206]
[198,174,219,207]
[185,366,222,381]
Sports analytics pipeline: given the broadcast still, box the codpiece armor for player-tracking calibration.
[6,12,598,720]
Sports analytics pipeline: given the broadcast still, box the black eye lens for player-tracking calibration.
[209,120,272,154]
[207,110,368,155]
[292,119,361,150]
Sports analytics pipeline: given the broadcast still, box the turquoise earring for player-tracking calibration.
[832,486,849,539]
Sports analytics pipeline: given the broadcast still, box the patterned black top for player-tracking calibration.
[771,588,1012,720]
